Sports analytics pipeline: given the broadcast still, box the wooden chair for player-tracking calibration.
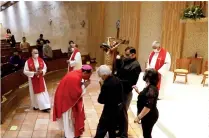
[173,58,191,83]
[201,61,208,86]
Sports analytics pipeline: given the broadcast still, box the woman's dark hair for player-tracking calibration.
[143,68,159,86]
[7,29,11,34]
[45,40,50,44]
[69,40,74,45]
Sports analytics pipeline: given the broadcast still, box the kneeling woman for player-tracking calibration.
[132,68,159,138]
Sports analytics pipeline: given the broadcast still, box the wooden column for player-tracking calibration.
[118,2,141,55]
[87,2,105,65]
[161,2,187,70]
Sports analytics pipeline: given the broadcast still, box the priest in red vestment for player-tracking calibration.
[67,44,82,72]
[53,65,93,138]
[23,49,51,112]
[146,41,171,99]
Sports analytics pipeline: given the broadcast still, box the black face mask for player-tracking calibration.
[143,72,147,81]
[123,57,131,62]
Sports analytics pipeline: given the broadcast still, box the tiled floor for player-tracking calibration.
[0,72,142,138]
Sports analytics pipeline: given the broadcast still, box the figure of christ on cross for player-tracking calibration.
[101,37,129,70]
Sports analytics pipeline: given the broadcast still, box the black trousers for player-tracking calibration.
[95,108,119,138]
[117,104,128,138]
[141,111,159,138]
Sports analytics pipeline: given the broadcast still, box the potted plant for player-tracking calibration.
[182,5,205,20]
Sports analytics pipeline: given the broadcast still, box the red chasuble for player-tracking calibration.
[68,49,80,72]
[28,57,45,94]
[149,48,167,90]
[53,70,85,137]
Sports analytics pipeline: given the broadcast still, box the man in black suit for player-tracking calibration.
[115,47,142,137]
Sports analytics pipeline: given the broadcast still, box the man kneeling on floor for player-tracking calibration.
[53,65,93,138]
[95,65,125,138]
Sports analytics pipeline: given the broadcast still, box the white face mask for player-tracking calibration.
[153,49,159,53]
[33,54,39,59]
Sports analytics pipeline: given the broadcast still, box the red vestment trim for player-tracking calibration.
[68,49,80,72]
[149,48,166,90]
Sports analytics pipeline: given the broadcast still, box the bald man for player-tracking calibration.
[147,41,171,99]
[23,49,51,112]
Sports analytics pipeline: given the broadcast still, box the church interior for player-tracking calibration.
[0,1,208,138]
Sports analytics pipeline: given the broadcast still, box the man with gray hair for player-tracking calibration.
[146,41,171,99]
[95,65,125,138]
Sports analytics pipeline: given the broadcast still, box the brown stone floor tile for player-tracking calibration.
[12,113,26,121]
[48,121,60,130]
[3,118,12,125]
[46,130,62,138]
[17,131,33,138]
[3,131,19,138]
[90,129,96,137]
[20,124,35,131]
[37,113,50,119]
[130,122,141,129]
[0,130,6,137]
[0,124,9,131]
[9,119,24,124]
[25,113,38,119]
[133,128,143,137]
[16,107,29,114]
[22,119,36,125]
[32,130,47,138]
[34,124,48,130]
[128,128,137,136]
[35,119,49,125]
[81,129,91,137]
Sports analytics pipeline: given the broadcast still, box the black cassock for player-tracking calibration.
[95,75,124,138]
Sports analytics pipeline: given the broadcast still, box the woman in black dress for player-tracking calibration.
[132,68,159,138]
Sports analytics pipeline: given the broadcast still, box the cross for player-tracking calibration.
[116,20,120,39]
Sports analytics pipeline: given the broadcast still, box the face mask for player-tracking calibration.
[153,49,159,53]
[82,73,92,80]
[33,54,39,59]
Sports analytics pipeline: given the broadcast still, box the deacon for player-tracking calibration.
[147,41,171,99]
[67,43,82,72]
[23,49,51,112]
[53,65,93,138]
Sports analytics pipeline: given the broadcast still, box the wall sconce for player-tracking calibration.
[80,20,85,28]
[49,19,52,25]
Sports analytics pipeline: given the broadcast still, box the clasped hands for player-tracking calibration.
[34,70,43,76]
[83,80,91,88]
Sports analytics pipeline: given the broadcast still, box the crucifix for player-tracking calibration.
[100,20,129,71]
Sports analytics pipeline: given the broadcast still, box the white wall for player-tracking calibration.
[0,1,89,54]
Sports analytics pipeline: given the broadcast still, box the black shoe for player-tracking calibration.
[42,108,51,113]
[116,132,121,137]
[33,107,38,110]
